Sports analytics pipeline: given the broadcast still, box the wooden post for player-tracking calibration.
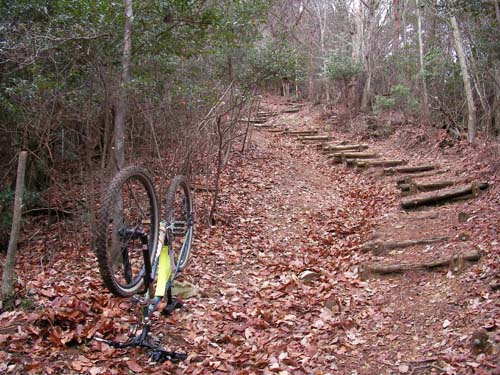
[1,151,28,307]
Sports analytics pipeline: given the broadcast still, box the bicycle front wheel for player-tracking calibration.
[95,166,159,297]
[165,175,194,272]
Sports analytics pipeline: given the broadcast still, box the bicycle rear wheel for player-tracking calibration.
[165,175,194,272]
[95,166,159,297]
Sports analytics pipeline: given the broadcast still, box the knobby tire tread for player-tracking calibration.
[165,175,193,272]
[95,166,158,297]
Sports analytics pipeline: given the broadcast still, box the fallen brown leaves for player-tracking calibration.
[0,97,499,374]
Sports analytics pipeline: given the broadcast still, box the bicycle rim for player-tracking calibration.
[95,166,159,297]
[165,175,194,273]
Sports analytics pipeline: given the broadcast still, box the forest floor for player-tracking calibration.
[1,95,500,374]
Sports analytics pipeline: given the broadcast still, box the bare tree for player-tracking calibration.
[114,0,134,170]
[393,0,400,52]
[450,15,476,142]
[416,0,429,117]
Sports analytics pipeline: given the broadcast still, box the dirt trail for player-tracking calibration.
[173,99,499,374]
[1,98,499,374]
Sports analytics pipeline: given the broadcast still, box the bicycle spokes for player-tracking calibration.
[166,176,194,273]
[95,167,159,297]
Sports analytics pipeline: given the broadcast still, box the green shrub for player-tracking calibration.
[374,96,396,112]
[374,84,418,114]
[324,52,363,83]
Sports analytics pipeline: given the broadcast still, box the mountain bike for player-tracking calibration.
[93,166,194,362]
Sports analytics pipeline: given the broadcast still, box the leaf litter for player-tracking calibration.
[0,96,499,374]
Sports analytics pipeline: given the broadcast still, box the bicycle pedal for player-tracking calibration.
[130,296,154,306]
[171,221,187,235]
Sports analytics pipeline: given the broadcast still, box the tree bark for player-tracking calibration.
[416,0,429,118]
[393,0,400,52]
[450,15,476,142]
[114,0,134,171]
[1,151,28,306]
[494,0,500,24]
[361,0,376,110]
[209,117,224,225]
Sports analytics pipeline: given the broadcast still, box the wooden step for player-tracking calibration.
[299,135,331,142]
[384,165,437,175]
[252,124,274,129]
[401,182,489,209]
[330,152,379,163]
[322,144,369,153]
[360,250,481,278]
[239,118,268,124]
[394,170,448,184]
[268,128,287,133]
[354,159,407,169]
[361,236,449,255]
[399,179,465,196]
[285,130,319,136]
[282,106,304,113]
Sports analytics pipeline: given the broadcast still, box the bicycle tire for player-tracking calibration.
[95,166,159,297]
[165,175,194,272]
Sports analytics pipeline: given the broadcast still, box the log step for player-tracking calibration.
[317,141,347,150]
[361,236,449,255]
[268,128,287,133]
[257,111,278,117]
[239,118,268,124]
[322,144,369,153]
[384,165,437,175]
[401,182,489,209]
[285,130,319,136]
[354,159,407,168]
[300,135,331,142]
[282,106,303,113]
[399,179,466,196]
[330,152,379,163]
[395,170,448,184]
[252,124,274,129]
[361,250,481,278]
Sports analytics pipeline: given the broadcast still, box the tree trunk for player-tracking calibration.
[450,15,476,142]
[209,117,224,225]
[401,0,409,47]
[494,0,500,23]
[114,0,134,171]
[1,151,27,307]
[361,0,377,110]
[393,0,400,52]
[416,0,429,118]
